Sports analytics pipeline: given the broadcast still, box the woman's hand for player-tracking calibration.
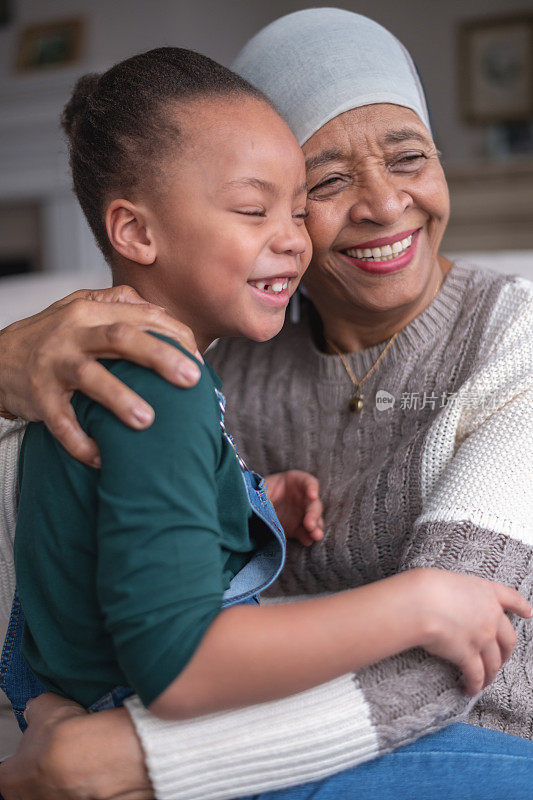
[0,285,202,467]
[265,470,324,546]
[0,693,152,800]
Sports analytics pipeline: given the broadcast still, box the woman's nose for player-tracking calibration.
[348,173,412,226]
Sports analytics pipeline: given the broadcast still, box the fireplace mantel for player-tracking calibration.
[0,67,106,273]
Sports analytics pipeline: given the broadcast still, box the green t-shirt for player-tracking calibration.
[15,335,261,707]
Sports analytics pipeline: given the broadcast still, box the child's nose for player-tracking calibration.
[272,220,309,256]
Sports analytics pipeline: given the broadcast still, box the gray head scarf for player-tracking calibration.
[232,7,431,145]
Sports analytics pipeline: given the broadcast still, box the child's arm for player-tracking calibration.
[150,567,530,719]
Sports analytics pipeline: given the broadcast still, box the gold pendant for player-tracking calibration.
[349,395,364,413]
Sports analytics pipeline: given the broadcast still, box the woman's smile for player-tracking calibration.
[339,227,421,274]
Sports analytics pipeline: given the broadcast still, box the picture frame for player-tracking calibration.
[15,18,84,72]
[0,0,12,28]
[460,14,533,124]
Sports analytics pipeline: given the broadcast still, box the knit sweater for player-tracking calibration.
[0,261,532,799]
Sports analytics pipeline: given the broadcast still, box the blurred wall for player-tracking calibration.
[1,0,532,276]
[2,0,533,163]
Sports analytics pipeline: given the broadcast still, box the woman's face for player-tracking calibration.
[302,103,449,318]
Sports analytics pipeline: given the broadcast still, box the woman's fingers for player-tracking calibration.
[79,323,202,382]
[62,296,201,358]
[86,285,154,305]
[41,321,204,464]
[43,397,102,468]
[24,692,86,726]
[47,284,150,310]
[63,357,156,428]
[0,289,204,457]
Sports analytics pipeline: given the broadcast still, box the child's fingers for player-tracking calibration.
[496,614,517,665]
[296,530,315,547]
[480,640,503,689]
[306,482,319,500]
[303,499,323,532]
[292,471,319,501]
[494,584,532,618]
[461,652,485,697]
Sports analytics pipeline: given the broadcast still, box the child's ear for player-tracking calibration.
[105,199,157,265]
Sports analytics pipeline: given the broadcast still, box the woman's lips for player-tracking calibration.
[340,229,421,275]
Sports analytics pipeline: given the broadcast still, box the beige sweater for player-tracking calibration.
[0,261,532,798]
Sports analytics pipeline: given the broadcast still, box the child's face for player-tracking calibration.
[146,96,311,350]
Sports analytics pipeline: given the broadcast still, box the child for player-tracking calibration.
[3,48,529,727]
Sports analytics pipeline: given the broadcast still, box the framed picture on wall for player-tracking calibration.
[0,0,12,28]
[460,15,533,124]
[15,18,84,72]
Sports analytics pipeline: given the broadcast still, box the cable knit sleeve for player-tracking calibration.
[395,277,533,738]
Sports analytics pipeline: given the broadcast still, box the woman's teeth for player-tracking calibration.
[345,234,413,262]
[250,278,289,294]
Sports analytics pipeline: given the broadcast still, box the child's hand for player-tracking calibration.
[407,568,532,696]
[265,470,324,546]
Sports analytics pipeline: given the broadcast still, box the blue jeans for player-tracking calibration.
[237,723,533,800]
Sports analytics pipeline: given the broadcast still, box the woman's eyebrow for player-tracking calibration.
[305,149,345,172]
[382,128,429,145]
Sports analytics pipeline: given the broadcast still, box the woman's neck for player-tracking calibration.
[315,257,451,353]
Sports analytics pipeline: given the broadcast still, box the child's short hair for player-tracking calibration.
[62,47,269,261]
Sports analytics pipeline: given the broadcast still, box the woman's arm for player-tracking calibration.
[0,285,201,466]
[0,694,152,800]
[366,280,533,749]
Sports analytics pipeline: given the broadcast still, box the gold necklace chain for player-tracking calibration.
[325,333,398,412]
[325,278,442,413]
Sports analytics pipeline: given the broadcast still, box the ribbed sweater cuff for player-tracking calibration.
[125,674,379,800]
[0,417,26,621]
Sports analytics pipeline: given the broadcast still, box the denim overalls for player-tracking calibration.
[0,386,286,732]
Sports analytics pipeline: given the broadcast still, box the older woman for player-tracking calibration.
[0,8,532,800]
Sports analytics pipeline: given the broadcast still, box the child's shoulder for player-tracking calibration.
[75,333,221,431]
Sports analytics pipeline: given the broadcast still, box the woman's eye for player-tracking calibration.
[308,175,344,194]
[293,210,309,220]
[390,153,427,171]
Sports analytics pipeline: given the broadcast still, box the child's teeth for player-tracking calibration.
[251,279,289,294]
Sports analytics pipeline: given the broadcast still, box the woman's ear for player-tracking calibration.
[105,199,157,265]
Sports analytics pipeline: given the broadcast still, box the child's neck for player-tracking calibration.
[111,275,212,355]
